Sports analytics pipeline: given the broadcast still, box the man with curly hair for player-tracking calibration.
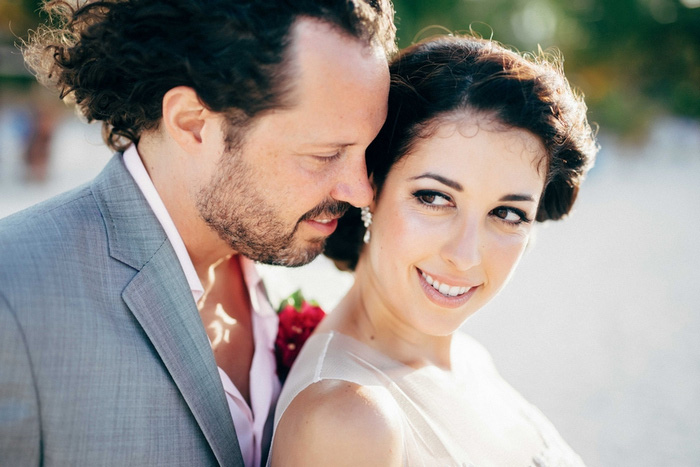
[0,0,395,465]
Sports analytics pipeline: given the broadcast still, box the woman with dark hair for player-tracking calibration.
[269,35,597,466]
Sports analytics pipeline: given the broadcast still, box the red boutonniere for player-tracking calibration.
[275,290,326,383]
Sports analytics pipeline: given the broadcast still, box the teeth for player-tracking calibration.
[316,219,331,224]
[421,272,470,297]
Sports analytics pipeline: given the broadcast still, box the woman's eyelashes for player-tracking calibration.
[490,206,532,226]
[412,188,533,225]
[412,189,454,208]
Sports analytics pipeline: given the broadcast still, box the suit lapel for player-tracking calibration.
[123,253,243,467]
[92,154,243,467]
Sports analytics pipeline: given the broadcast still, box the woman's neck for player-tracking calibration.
[320,271,455,371]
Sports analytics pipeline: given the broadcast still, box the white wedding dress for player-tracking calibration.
[271,331,586,466]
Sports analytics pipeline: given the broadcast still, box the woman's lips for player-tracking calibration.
[416,268,478,309]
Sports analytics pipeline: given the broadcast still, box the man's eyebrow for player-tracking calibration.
[410,173,463,191]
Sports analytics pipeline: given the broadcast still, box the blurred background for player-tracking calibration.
[1,0,699,465]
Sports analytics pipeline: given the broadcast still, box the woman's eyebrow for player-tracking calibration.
[499,194,536,202]
[411,174,537,202]
[410,173,463,191]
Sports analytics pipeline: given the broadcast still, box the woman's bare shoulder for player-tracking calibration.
[271,379,404,466]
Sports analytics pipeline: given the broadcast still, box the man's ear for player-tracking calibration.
[161,86,210,153]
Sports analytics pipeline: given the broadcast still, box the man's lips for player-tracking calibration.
[303,217,339,235]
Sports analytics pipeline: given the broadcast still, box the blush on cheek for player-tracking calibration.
[391,216,431,252]
[493,240,528,281]
[371,211,414,274]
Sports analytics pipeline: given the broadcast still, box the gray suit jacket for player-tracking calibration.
[0,154,245,466]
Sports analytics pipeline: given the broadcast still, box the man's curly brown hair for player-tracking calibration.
[23,0,396,152]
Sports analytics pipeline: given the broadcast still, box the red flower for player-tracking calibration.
[275,291,326,382]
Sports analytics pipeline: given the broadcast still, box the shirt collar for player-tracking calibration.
[122,145,205,302]
[240,256,277,318]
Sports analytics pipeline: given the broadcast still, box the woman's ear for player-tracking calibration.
[161,86,209,153]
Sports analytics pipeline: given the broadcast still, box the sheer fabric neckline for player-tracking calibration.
[271,331,586,466]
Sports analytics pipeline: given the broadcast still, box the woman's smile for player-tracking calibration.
[416,267,479,309]
[358,119,545,337]
[419,269,474,297]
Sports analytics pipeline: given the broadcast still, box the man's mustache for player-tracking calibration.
[300,200,351,222]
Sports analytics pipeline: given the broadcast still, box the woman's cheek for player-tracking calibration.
[491,235,530,285]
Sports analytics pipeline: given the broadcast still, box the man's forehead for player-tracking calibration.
[286,17,387,82]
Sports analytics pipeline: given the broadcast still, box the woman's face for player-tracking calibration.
[364,117,547,336]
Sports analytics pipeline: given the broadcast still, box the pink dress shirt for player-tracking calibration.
[124,146,281,467]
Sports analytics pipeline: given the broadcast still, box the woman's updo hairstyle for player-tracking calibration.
[324,35,598,270]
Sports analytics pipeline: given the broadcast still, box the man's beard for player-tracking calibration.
[196,149,349,267]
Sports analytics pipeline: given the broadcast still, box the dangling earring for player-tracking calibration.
[360,206,373,244]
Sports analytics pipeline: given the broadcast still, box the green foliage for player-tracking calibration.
[393,0,700,135]
[277,289,319,312]
[2,0,698,135]
[0,0,43,42]
[278,289,306,312]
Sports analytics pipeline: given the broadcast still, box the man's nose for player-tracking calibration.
[330,153,374,207]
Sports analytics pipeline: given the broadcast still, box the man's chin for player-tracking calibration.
[242,239,326,268]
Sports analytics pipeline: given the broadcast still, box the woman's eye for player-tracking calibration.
[492,207,530,225]
[413,190,453,207]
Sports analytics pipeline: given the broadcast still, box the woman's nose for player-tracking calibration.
[441,217,483,271]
